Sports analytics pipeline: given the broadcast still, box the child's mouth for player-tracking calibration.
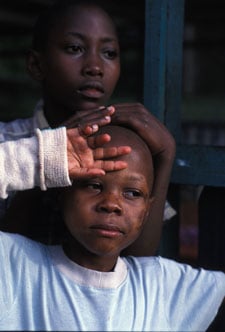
[77,82,104,99]
[90,224,123,238]
[77,88,103,99]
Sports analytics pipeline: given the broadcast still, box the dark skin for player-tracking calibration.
[4,3,175,256]
[111,103,175,255]
[61,126,154,272]
[27,4,120,127]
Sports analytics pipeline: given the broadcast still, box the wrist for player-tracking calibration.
[36,127,71,189]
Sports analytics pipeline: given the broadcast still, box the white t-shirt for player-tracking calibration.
[0,231,224,331]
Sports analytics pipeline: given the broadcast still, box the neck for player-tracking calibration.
[62,235,119,272]
[43,98,75,128]
[44,106,70,128]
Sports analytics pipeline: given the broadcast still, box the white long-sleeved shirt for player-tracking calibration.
[0,100,49,143]
[0,127,71,199]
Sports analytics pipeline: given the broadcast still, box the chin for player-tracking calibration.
[76,99,105,111]
[88,245,120,257]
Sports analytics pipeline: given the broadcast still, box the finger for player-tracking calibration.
[69,167,106,179]
[63,106,114,129]
[66,114,111,129]
[113,103,140,110]
[93,160,129,171]
[93,146,131,160]
[68,159,129,179]
[78,124,99,136]
[87,133,112,148]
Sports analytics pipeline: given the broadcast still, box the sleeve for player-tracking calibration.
[161,257,225,331]
[0,127,71,199]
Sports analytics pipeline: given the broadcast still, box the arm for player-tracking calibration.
[0,125,130,199]
[0,127,70,199]
[111,103,176,256]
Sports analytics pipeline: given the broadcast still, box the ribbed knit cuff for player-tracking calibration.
[36,127,72,189]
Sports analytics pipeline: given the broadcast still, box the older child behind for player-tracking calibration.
[0,125,224,331]
[1,0,175,255]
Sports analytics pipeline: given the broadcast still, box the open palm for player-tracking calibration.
[66,126,131,179]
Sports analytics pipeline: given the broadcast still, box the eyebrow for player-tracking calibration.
[66,32,118,43]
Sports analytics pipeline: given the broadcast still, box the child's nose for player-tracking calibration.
[83,65,103,77]
[82,54,103,77]
[96,193,122,214]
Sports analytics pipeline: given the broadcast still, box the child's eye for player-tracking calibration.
[65,44,84,54]
[124,189,142,199]
[103,49,119,60]
[86,182,102,192]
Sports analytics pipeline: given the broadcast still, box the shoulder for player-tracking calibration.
[124,255,225,310]
[0,230,30,247]
[0,117,35,142]
[123,255,186,272]
[0,231,47,260]
[123,255,161,272]
[123,255,225,286]
[123,256,225,330]
[0,100,48,142]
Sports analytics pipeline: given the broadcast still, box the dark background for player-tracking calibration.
[0,0,145,121]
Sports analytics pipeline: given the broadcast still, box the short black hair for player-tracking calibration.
[32,0,117,51]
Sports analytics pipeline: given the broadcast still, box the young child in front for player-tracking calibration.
[0,124,224,331]
[1,0,176,256]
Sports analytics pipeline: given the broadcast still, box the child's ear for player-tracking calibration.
[26,49,45,81]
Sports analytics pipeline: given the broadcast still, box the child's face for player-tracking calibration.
[61,127,154,265]
[40,4,120,114]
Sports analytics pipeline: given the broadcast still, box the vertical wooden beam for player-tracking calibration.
[144,0,184,139]
[165,0,185,141]
[144,0,168,122]
[144,0,185,258]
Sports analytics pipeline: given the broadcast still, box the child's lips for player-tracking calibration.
[78,88,103,99]
[90,224,124,238]
[77,82,104,99]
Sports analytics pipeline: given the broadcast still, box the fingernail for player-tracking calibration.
[92,124,98,131]
[105,116,111,122]
[107,106,115,113]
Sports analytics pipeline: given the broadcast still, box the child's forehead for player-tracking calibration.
[32,2,118,51]
[97,125,154,185]
[49,4,118,40]
[57,4,115,29]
